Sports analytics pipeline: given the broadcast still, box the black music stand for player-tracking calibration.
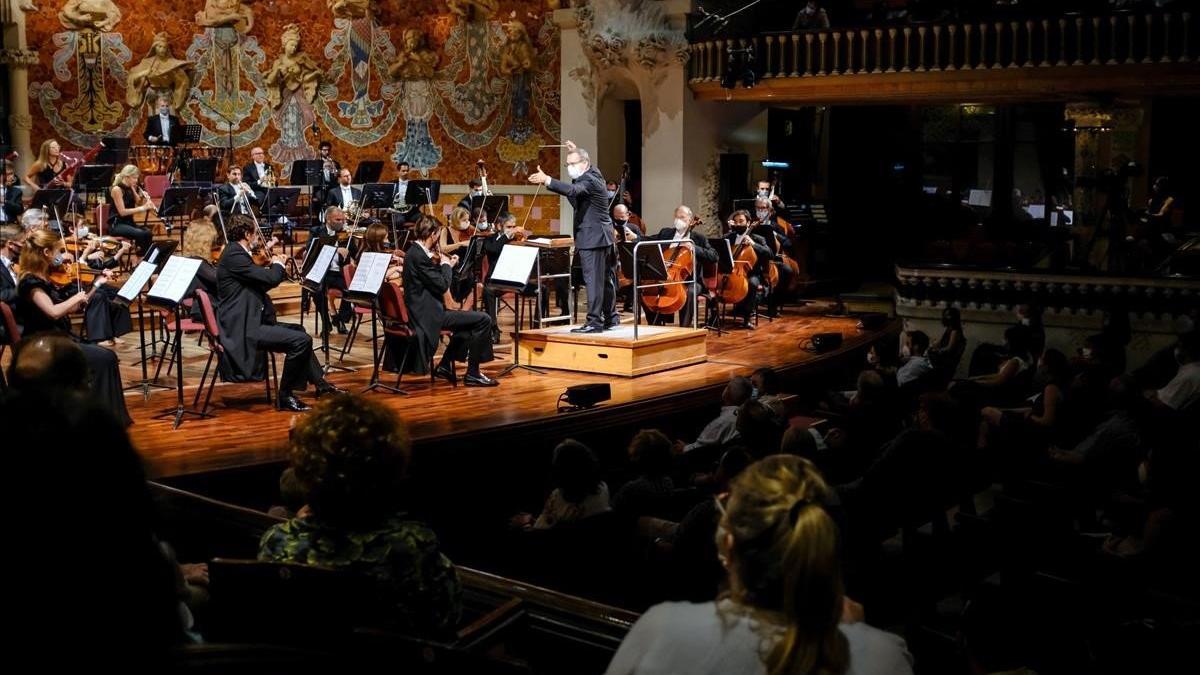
[184,158,219,183]
[352,161,383,184]
[290,159,323,186]
[74,163,114,213]
[180,124,203,144]
[357,183,396,226]
[467,195,509,231]
[404,180,440,216]
[159,186,203,246]
[489,244,547,376]
[264,186,300,239]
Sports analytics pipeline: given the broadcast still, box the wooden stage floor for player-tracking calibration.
[100,292,889,479]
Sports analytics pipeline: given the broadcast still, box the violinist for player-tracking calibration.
[2,159,24,225]
[15,228,131,425]
[440,207,476,256]
[403,215,498,387]
[61,222,133,345]
[217,166,261,219]
[181,205,220,321]
[305,206,354,335]
[324,168,360,212]
[68,224,132,273]
[360,222,403,284]
[646,205,717,327]
[107,165,155,254]
[216,218,345,412]
[723,210,774,330]
[479,213,527,342]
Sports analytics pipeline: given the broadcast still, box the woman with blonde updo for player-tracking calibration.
[108,164,155,252]
[605,455,912,675]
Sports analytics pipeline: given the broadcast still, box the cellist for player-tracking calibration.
[722,210,774,330]
[645,204,716,327]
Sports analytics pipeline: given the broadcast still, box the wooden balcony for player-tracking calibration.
[689,10,1200,104]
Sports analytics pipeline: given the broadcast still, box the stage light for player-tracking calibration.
[762,160,791,169]
[557,383,611,413]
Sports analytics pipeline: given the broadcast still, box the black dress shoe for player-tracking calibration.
[278,395,311,412]
[570,324,604,334]
[433,363,457,385]
[316,381,347,397]
[335,320,349,334]
[464,372,499,387]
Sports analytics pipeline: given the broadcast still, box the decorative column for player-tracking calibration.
[2,2,37,179]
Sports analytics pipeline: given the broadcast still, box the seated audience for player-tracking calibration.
[667,448,753,602]
[953,324,1035,408]
[258,394,463,635]
[605,455,913,675]
[613,430,676,519]
[896,329,934,389]
[751,366,786,419]
[1050,375,1149,495]
[979,348,1071,460]
[733,398,786,459]
[674,375,752,456]
[514,439,612,530]
[1147,331,1199,412]
[928,306,966,378]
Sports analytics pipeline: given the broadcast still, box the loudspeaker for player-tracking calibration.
[811,332,843,352]
[856,312,889,330]
[563,383,611,409]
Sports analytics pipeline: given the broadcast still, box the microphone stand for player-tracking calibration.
[194,98,236,173]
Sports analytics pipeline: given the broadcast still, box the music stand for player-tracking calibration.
[180,124,203,144]
[184,158,220,183]
[290,159,323,186]
[145,256,208,429]
[116,260,175,399]
[488,244,546,376]
[360,182,396,211]
[74,163,115,212]
[97,144,129,166]
[31,188,72,231]
[352,160,383,184]
[264,186,300,238]
[404,180,440,215]
[468,195,509,231]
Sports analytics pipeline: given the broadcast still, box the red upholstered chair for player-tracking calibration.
[192,288,278,414]
[152,302,206,382]
[337,261,374,361]
[376,282,454,389]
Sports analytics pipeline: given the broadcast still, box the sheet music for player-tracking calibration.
[147,256,202,304]
[117,261,157,303]
[967,189,992,207]
[527,237,554,246]
[348,252,391,294]
[305,244,338,284]
[492,244,539,285]
[145,246,162,265]
[1025,204,1046,219]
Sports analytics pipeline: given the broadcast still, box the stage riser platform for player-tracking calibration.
[517,326,708,377]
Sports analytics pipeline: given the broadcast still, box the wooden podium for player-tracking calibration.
[516,324,707,377]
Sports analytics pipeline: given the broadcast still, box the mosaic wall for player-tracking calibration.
[26,1,563,194]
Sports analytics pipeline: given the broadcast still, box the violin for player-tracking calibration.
[249,233,281,267]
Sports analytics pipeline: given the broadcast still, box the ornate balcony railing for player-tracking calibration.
[689,9,1199,101]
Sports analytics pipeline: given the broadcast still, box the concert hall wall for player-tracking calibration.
[26,1,562,221]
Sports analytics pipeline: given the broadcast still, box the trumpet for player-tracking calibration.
[260,164,277,189]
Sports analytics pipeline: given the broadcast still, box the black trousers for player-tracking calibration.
[108,222,153,252]
[254,322,322,396]
[314,269,352,332]
[84,285,132,342]
[731,274,765,321]
[81,342,131,426]
[578,246,617,328]
[439,310,493,373]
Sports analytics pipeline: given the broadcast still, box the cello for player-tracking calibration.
[715,219,757,306]
[640,216,699,318]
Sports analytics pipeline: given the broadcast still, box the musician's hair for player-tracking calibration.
[731,209,753,224]
[33,139,59,169]
[569,147,591,165]
[182,217,217,259]
[364,223,389,253]
[413,215,442,242]
[111,164,139,188]
[676,204,694,219]
[323,206,345,224]
[18,227,62,281]
[226,165,241,177]
[21,209,48,230]
[755,197,772,210]
[450,206,471,226]
[156,95,170,106]
[227,218,255,244]
[467,178,482,189]
[319,140,332,151]
[498,213,517,227]
[397,160,410,169]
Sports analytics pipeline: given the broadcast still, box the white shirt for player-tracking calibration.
[1158,361,1200,411]
[0,183,7,222]
[323,226,342,272]
[230,182,249,213]
[605,600,913,675]
[159,114,171,142]
[339,185,354,206]
[896,354,935,387]
[254,162,266,181]
[1,254,17,284]
[683,405,740,454]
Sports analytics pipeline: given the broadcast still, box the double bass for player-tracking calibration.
[640,216,699,317]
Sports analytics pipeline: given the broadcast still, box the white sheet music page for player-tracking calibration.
[348,252,391,294]
[305,244,338,285]
[118,261,157,303]
[147,256,202,304]
[492,244,539,285]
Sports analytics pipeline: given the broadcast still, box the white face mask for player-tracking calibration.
[76,226,89,238]
[456,220,471,231]
[673,218,689,232]
[756,209,769,220]
[566,164,584,180]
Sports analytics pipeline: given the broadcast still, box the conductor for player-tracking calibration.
[528,141,616,334]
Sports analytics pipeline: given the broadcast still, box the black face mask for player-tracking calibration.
[613,218,627,227]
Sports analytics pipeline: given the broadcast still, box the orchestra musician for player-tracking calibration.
[61,223,133,346]
[527,141,617,333]
[456,179,484,213]
[391,160,420,225]
[323,168,361,212]
[645,204,717,327]
[2,160,25,225]
[15,228,131,425]
[180,204,220,321]
[143,96,182,146]
[403,215,498,387]
[1,226,22,317]
[752,196,795,314]
[242,147,273,202]
[315,140,339,209]
[724,209,775,330]
[359,221,403,284]
[106,165,156,253]
[24,140,85,228]
[612,203,640,313]
[305,206,354,335]
[216,217,345,412]
[756,178,791,222]
[217,166,262,219]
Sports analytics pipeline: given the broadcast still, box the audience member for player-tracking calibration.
[606,455,913,675]
[928,306,966,378]
[751,366,786,418]
[515,439,612,530]
[674,375,752,456]
[613,430,676,519]
[733,398,785,459]
[1147,331,1199,412]
[258,394,463,635]
[896,330,934,389]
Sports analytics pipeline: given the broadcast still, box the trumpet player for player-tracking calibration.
[242,147,272,202]
[106,164,155,252]
[315,140,340,212]
[218,166,262,219]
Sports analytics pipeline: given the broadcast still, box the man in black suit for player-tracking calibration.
[646,204,718,327]
[456,179,484,213]
[216,218,344,412]
[528,142,616,333]
[1,226,21,316]
[1,161,23,225]
[242,147,273,202]
[324,168,361,212]
[403,215,498,387]
[304,206,354,335]
[722,209,775,329]
[217,166,262,220]
[144,96,182,146]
